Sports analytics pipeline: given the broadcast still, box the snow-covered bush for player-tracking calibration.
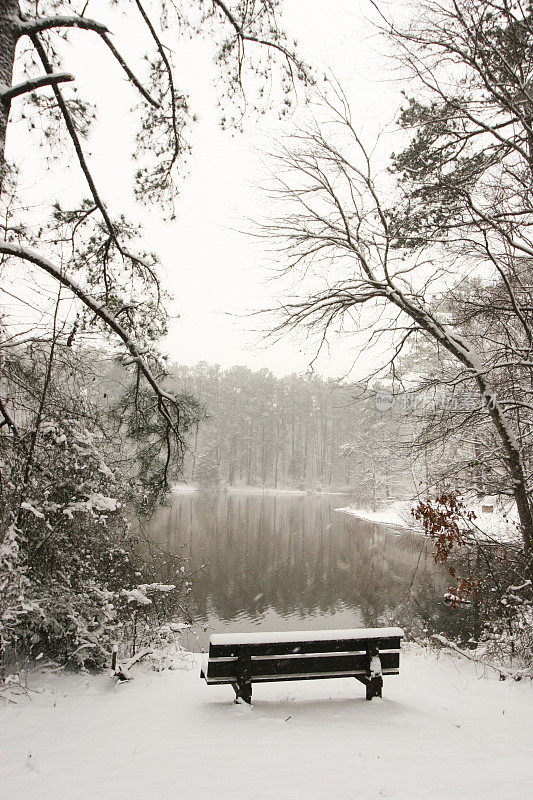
[1,416,131,670]
[0,346,193,678]
[413,492,533,670]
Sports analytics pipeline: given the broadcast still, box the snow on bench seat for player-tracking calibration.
[209,627,404,647]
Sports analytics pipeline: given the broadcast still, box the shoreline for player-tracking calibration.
[336,495,521,544]
[172,482,350,497]
[335,504,421,531]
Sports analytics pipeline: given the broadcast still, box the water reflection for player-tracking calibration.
[145,492,467,649]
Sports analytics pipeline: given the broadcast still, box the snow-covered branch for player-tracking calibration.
[19,14,108,36]
[0,72,74,102]
[0,241,180,431]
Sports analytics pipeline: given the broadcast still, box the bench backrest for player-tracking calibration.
[204,627,403,684]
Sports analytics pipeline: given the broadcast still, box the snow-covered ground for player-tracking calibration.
[1,645,531,800]
[465,494,520,543]
[337,495,522,543]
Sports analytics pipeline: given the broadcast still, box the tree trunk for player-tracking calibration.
[445,344,532,551]
[246,419,254,485]
[389,293,533,552]
[462,360,533,552]
[0,1,21,183]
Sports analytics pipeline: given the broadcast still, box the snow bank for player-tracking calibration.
[171,482,199,493]
[226,486,320,496]
[171,483,349,496]
[337,495,523,543]
[1,645,531,800]
[336,501,419,530]
[465,494,521,544]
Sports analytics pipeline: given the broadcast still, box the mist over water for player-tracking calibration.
[145,492,471,650]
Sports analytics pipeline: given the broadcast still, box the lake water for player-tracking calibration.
[145,492,470,650]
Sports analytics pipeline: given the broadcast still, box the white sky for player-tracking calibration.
[7,0,408,379]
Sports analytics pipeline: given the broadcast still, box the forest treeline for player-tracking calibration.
[169,362,415,501]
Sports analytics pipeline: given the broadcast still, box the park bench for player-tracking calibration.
[200,627,403,704]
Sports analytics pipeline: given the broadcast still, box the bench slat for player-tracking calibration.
[208,635,402,659]
[205,650,400,682]
[204,668,400,685]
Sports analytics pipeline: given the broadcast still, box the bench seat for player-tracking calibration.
[200,627,403,703]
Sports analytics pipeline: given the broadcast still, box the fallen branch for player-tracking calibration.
[431,635,533,681]
[110,645,154,683]
[110,645,132,682]
[124,647,154,671]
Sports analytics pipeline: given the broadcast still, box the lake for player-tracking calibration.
[145,491,471,650]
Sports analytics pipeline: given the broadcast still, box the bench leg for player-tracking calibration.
[233,649,252,704]
[232,681,252,704]
[365,676,383,701]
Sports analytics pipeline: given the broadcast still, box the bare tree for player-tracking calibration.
[263,59,533,551]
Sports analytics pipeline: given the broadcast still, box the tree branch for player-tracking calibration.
[0,241,179,431]
[99,32,160,109]
[29,34,158,282]
[0,394,19,436]
[133,0,181,171]
[0,72,74,103]
[19,10,160,109]
[19,14,108,36]
[212,0,310,78]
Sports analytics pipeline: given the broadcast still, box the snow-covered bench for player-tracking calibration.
[200,627,403,704]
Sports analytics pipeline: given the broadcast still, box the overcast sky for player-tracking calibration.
[8,0,407,379]
[154,0,403,379]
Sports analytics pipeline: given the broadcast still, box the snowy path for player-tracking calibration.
[1,646,531,800]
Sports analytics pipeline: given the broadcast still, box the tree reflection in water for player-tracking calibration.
[144,493,474,649]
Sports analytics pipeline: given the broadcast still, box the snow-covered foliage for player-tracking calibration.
[122,584,175,606]
[1,416,125,670]
[413,492,533,669]
[0,345,192,678]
